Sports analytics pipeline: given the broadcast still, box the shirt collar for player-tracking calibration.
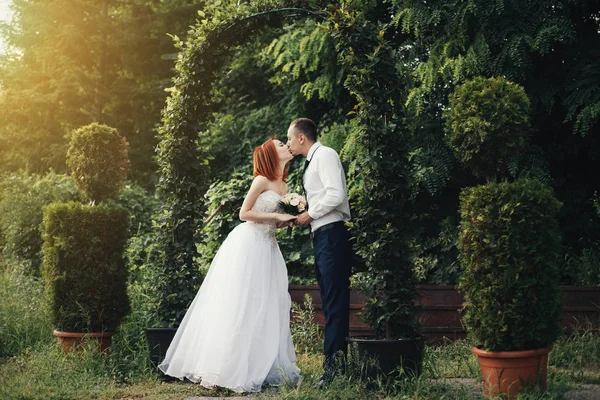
[306,142,322,162]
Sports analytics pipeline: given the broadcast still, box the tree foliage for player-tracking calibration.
[393,0,597,127]
[263,19,344,103]
[201,16,350,183]
[2,1,599,336]
[0,0,205,185]
[394,0,600,266]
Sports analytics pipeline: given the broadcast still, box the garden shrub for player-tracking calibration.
[459,179,562,351]
[0,173,156,277]
[125,230,164,283]
[0,172,79,276]
[331,9,418,339]
[42,202,130,332]
[109,182,159,237]
[411,217,461,285]
[195,172,252,274]
[563,245,600,286]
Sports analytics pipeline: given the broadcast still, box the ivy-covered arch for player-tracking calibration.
[154,4,325,326]
[155,0,415,339]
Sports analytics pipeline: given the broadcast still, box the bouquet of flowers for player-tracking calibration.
[279,192,307,215]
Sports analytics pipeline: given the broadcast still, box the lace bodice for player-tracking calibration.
[247,190,283,238]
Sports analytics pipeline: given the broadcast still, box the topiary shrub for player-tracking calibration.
[458,179,562,351]
[67,123,129,203]
[445,76,530,183]
[42,202,130,332]
[42,123,131,334]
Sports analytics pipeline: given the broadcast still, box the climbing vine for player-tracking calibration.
[326,1,418,339]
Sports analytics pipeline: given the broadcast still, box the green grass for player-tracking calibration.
[549,329,600,385]
[0,344,231,400]
[4,346,592,400]
[0,266,53,357]
[1,266,599,399]
[1,330,599,400]
[0,343,120,399]
[423,337,480,379]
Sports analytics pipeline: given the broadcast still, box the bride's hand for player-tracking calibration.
[276,221,294,228]
[275,214,297,225]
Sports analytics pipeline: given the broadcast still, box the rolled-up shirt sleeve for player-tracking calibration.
[307,149,346,220]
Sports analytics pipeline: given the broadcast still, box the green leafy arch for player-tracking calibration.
[155,1,413,338]
[154,3,325,326]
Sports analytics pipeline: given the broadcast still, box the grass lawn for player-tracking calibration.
[1,268,599,399]
[1,334,599,400]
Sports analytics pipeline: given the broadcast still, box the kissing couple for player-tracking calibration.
[159,118,352,392]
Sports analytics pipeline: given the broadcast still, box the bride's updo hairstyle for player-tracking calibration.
[253,138,289,181]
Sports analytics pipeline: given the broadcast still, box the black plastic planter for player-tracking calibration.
[347,336,425,381]
[146,327,177,369]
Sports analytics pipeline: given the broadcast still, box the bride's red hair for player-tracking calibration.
[253,139,289,181]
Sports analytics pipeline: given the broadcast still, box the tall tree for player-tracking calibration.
[0,0,204,186]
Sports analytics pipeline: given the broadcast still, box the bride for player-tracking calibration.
[159,138,300,393]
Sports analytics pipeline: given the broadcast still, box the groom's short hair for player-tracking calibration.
[290,118,318,142]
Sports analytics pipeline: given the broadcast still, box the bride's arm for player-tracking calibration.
[239,176,295,223]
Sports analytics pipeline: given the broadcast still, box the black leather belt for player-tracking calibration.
[310,221,345,240]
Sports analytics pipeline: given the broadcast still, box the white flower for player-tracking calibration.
[280,192,306,215]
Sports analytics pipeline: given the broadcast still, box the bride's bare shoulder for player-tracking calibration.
[247,176,274,196]
[251,175,270,189]
[253,175,269,183]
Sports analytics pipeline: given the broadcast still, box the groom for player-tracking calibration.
[286,118,352,384]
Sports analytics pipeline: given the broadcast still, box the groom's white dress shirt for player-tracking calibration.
[304,142,351,232]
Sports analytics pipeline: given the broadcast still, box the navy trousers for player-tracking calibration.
[312,222,352,376]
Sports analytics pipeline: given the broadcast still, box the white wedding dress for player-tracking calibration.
[158,190,300,392]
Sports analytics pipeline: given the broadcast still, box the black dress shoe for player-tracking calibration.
[317,373,333,388]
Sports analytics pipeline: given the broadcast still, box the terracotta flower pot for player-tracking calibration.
[53,329,113,353]
[473,345,552,399]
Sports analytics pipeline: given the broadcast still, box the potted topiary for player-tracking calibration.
[42,122,131,352]
[459,180,562,398]
[336,12,424,382]
[446,76,562,398]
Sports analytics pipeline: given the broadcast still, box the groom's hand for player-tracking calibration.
[295,212,313,227]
